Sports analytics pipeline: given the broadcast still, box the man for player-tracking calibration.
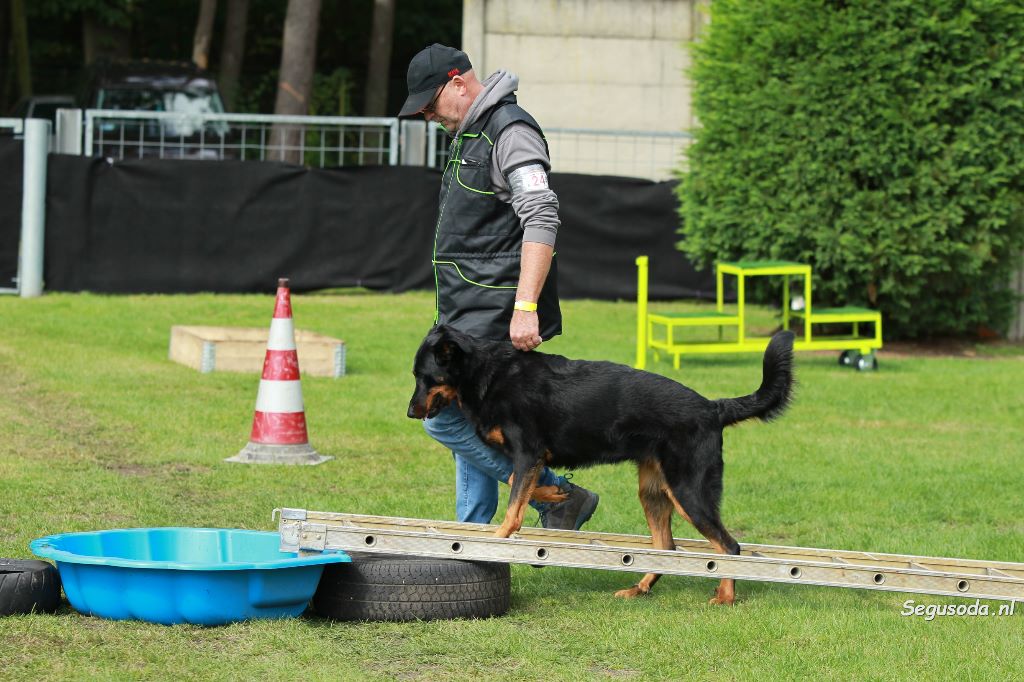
[399,44,599,531]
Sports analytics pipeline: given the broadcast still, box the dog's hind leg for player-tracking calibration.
[664,445,741,605]
[668,490,740,605]
[687,512,740,605]
[615,459,675,599]
[495,457,543,538]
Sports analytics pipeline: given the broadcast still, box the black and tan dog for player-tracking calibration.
[408,325,795,605]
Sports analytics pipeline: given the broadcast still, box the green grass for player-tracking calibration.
[1,291,1022,680]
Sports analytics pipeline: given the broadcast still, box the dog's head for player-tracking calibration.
[407,325,472,420]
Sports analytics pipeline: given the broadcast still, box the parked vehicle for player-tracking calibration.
[79,59,230,158]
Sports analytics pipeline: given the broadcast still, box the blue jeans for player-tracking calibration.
[423,403,566,524]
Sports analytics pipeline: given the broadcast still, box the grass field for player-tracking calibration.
[1,290,1022,680]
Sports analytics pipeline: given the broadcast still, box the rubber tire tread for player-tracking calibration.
[0,559,61,616]
[312,555,510,622]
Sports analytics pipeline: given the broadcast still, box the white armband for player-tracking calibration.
[508,164,550,195]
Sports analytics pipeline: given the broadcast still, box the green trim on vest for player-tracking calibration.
[455,145,496,195]
[432,260,517,289]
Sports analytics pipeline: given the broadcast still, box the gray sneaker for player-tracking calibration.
[540,480,599,531]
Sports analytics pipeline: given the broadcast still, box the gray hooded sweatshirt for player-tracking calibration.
[454,70,559,247]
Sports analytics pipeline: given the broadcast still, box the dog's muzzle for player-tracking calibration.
[408,400,427,420]
[408,388,454,420]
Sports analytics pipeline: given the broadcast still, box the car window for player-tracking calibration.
[98,88,165,111]
[97,87,225,115]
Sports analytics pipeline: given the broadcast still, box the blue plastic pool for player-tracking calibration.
[31,528,350,626]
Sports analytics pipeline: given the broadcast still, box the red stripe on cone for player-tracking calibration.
[262,349,300,381]
[250,411,309,444]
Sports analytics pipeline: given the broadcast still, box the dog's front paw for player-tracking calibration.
[707,595,735,606]
[614,585,650,599]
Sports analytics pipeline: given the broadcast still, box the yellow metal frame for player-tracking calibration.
[635,256,882,369]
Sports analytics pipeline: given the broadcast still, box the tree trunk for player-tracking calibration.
[0,0,10,113]
[9,0,30,98]
[218,0,249,111]
[363,0,394,116]
[192,0,218,70]
[82,13,131,65]
[270,0,322,164]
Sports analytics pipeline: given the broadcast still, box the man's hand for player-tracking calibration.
[510,309,542,351]
[511,242,553,351]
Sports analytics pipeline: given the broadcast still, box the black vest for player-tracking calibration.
[432,95,561,341]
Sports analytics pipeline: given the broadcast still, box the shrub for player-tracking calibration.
[678,0,1024,338]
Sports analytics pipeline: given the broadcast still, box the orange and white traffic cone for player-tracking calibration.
[227,278,332,465]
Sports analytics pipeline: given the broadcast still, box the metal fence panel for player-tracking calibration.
[80,111,690,180]
[429,125,691,181]
[83,110,400,167]
[546,128,692,181]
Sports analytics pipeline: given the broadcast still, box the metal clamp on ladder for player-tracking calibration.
[275,509,1024,603]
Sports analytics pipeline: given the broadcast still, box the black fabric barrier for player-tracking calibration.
[0,138,22,288]
[551,173,712,300]
[45,157,440,293]
[43,156,713,299]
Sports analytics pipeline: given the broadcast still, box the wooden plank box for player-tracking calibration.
[169,325,346,378]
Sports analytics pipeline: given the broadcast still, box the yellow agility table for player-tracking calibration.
[636,256,882,371]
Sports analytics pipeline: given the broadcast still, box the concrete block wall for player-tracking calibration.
[462,0,706,178]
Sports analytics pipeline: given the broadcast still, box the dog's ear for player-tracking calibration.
[432,325,470,368]
[433,340,459,367]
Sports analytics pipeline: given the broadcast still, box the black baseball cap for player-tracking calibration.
[398,44,472,116]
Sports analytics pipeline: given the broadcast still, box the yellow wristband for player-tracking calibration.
[514,300,538,312]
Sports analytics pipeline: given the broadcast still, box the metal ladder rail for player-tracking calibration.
[276,509,1024,602]
[278,510,1024,576]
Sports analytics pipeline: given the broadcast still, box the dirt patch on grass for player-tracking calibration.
[394,664,447,681]
[97,461,215,478]
[102,462,152,477]
[588,666,642,678]
[880,339,1024,359]
[0,362,132,470]
[797,338,1024,360]
[165,462,214,475]
[0,355,203,471]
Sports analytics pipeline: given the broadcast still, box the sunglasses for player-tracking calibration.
[422,80,449,115]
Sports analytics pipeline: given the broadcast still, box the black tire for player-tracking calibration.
[839,350,859,367]
[0,559,62,616]
[856,353,879,372]
[312,554,511,622]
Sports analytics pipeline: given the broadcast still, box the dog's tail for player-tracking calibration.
[714,331,795,427]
